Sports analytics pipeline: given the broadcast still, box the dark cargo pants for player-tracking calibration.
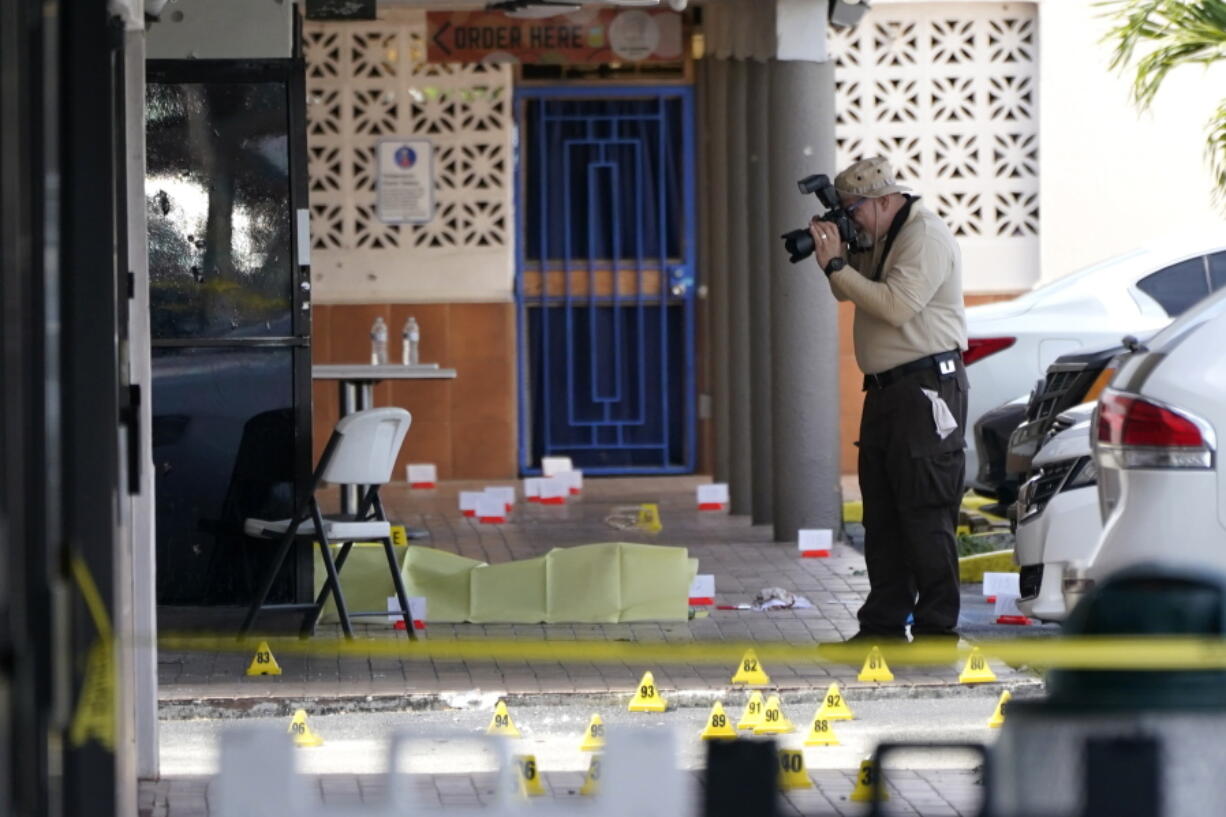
[855,361,969,638]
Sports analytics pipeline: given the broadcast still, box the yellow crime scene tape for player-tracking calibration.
[156,633,1226,671]
[68,554,117,751]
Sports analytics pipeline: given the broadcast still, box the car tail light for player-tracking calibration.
[964,337,1016,365]
[1095,389,1215,469]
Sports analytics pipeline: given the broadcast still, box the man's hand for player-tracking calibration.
[809,217,845,273]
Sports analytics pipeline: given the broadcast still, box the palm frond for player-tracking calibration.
[1207,99,1226,206]
[1100,0,1226,108]
[1102,0,1226,206]
[1100,0,1169,72]
[1132,40,1226,107]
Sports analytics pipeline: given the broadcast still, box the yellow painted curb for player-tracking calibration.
[958,549,1017,583]
[846,497,1005,527]
[842,500,863,524]
[960,494,995,512]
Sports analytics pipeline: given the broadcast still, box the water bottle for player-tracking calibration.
[402,316,420,366]
[370,316,388,365]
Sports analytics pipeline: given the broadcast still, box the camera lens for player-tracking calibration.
[781,229,814,264]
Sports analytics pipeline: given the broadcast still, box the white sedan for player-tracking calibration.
[963,234,1226,479]
[1091,287,1226,583]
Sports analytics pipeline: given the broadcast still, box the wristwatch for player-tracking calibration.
[823,257,847,276]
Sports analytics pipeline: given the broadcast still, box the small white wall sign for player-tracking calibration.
[377,138,434,224]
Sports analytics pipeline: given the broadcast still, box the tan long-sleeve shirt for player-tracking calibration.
[829,199,967,375]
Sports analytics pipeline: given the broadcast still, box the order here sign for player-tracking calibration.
[426,8,683,65]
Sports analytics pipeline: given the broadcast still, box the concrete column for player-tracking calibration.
[768,58,841,541]
[726,59,752,514]
[746,59,774,525]
[706,58,731,483]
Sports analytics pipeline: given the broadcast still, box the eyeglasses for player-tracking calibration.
[846,198,871,214]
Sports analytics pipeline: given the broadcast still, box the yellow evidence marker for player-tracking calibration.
[628,671,667,712]
[858,646,895,682]
[777,748,814,791]
[245,640,282,676]
[816,682,854,720]
[579,755,602,796]
[805,712,840,747]
[752,694,794,735]
[513,754,545,797]
[579,714,606,751]
[730,649,771,685]
[637,503,663,533]
[987,690,1011,728]
[849,757,889,803]
[699,701,738,740]
[487,700,522,737]
[737,690,765,730]
[959,647,998,684]
[288,709,323,747]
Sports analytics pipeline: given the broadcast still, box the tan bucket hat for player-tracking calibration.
[834,155,912,199]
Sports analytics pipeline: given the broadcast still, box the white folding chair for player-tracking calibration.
[239,407,415,639]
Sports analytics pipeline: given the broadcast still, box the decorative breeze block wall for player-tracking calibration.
[304,9,515,303]
[830,2,1039,291]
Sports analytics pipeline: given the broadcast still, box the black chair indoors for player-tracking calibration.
[239,407,417,639]
[202,408,297,605]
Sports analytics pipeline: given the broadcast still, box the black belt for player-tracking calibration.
[864,350,962,390]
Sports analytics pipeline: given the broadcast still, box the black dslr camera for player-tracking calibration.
[780,174,864,263]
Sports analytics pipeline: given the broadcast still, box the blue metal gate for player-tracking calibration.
[515,86,695,475]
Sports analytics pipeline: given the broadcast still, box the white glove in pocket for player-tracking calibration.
[921,388,959,440]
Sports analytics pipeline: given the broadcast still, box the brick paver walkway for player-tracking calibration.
[158,477,1043,711]
[149,477,1033,817]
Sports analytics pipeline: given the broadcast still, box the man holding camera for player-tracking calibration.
[808,156,968,644]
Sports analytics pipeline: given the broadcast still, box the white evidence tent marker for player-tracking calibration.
[697,483,729,511]
[556,469,584,495]
[458,490,483,517]
[476,493,508,524]
[689,574,715,606]
[994,592,1031,625]
[541,456,573,477]
[386,595,428,630]
[539,477,568,505]
[523,477,543,503]
[983,571,1020,604]
[798,529,832,558]
[484,485,516,512]
[406,463,437,489]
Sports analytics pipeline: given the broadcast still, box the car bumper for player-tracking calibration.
[1014,484,1102,622]
[1017,562,1065,622]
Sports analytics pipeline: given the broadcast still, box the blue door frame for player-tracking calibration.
[515,85,696,476]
